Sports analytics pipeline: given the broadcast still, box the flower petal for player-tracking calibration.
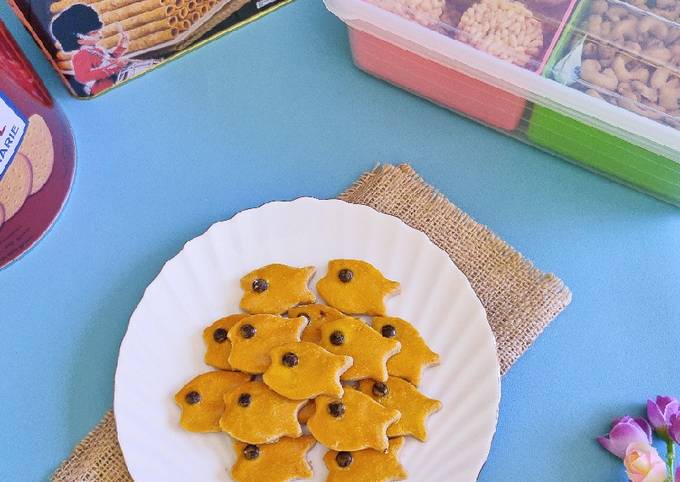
[665,400,680,418]
[597,435,625,458]
[655,396,677,413]
[611,419,651,445]
[624,443,667,482]
[641,461,668,482]
[647,399,666,429]
[634,417,653,442]
[670,413,680,444]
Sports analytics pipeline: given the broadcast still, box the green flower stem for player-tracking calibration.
[667,439,675,482]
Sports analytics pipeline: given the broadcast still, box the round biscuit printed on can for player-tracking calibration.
[0,153,33,221]
[18,114,54,195]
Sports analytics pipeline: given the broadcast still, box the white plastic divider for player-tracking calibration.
[324,0,680,163]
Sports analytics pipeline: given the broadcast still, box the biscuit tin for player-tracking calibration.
[7,0,292,98]
[0,20,75,268]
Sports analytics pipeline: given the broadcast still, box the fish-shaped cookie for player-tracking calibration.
[324,437,408,482]
[219,381,305,444]
[228,314,307,374]
[358,376,442,441]
[371,316,440,386]
[297,400,315,425]
[231,435,316,482]
[318,317,400,382]
[263,341,353,399]
[317,259,399,316]
[203,314,248,370]
[240,263,315,314]
[287,304,345,343]
[174,371,250,432]
[307,388,401,451]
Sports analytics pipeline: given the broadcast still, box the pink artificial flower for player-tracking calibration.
[597,416,653,459]
[623,442,667,482]
[670,413,680,445]
[647,396,680,439]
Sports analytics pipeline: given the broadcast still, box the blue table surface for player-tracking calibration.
[2,1,679,480]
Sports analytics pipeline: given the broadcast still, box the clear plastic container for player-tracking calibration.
[324,0,680,205]
[0,20,76,268]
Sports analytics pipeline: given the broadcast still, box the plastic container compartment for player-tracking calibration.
[529,0,680,202]
[324,0,680,205]
[0,20,76,268]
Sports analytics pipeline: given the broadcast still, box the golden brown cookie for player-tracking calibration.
[358,376,442,441]
[0,153,32,221]
[219,381,305,444]
[297,400,315,425]
[231,435,316,482]
[287,304,345,343]
[228,314,307,374]
[18,114,54,194]
[174,371,251,432]
[317,259,400,316]
[324,437,408,482]
[307,388,401,451]
[263,342,353,400]
[371,316,440,386]
[203,314,248,370]
[240,264,316,314]
[318,317,400,382]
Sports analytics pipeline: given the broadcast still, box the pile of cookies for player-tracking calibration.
[0,114,54,229]
[175,259,442,481]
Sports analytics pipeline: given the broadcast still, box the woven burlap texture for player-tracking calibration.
[52,163,572,482]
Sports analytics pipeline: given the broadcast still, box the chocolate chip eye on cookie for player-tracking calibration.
[174,259,442,481]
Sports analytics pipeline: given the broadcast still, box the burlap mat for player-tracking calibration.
[52,163,572,481]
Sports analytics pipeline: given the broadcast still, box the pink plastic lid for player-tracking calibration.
[0,20,75,269]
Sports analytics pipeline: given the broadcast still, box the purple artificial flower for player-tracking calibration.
[676,465,679,482]
[598,416,653,459]
[670,412,680,444]
[647,396,680,439]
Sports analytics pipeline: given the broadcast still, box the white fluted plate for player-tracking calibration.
[114,197,500,482]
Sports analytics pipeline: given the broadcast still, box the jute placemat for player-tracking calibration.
[52,163,572,481]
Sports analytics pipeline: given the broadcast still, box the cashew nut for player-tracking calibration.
[596,44,617,67]
[586,15,602,32]
[638,17,669,40]
[612,55,650,82]
[605,5,629,21]
[631,79,658,102]
[671,42,680,56]
[666,28,680,45]
[659,79,680,110]
[591,0,607,15]
[642,46,673,62]
[651,68,671,88]
[611,18,638,41]
[581,59,619,90]
[617,87,664,120]
[583,42,599,58]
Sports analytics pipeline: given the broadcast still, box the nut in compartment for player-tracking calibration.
[365,0,447,27]
[364,0,578,71]
[455,0,545,67]
[562,0,680,129]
